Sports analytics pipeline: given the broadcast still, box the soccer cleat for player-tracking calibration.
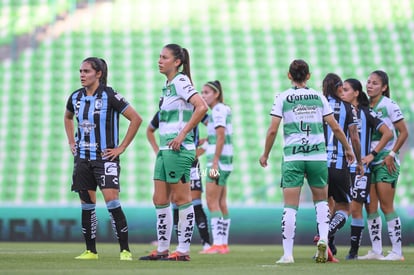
[199,243,211,253]
[202,242,211,250]
[313,234,320,244]
[120,250,132,261]
[219,245,230,254]
[139,250,169,260]
[345,253,358,260]
[75,250,99,260]
[379,251,405,261]
[276,255,294,264]
[199,245,223,254]
[162,251,190,261]
[327,247,339,263]
[358,250,384,260]
[315,240,328,263]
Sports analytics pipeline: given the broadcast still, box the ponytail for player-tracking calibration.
[164,44,193,85]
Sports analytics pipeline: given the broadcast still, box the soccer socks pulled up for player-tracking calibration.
[210,211,223,246]
[221,217,231,246]
[314,201,330,242]
[81,204,97,253]
[329,210,348,238]
[349,218,364,256]
[173,204,179,239]
[367,212,383,254]
[107,200,129,252]
[155,204,173,253]
[194,203,211,245]
[385,212,402,256]
[176,203,195,254]
[281,207,297,257]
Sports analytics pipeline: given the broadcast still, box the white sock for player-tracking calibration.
[387,217,402,256]
[156,205,173,253]
[176,204,195,254]
[210,216,223,246]
[221,218,231,245]
[367,215,383,254]
[315,201,330,243]
[281,207,297,257]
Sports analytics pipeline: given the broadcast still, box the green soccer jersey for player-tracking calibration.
[370,95,404,165]
[206,103,233,171]
[270,87,333,162]
[158,73,198,150]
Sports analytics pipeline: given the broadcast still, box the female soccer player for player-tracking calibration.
[340,78,392,259]
[139,44,208,261]
[321,73,362,261]
[259,59,355,264]
[199,80,233,254]
[64,57,142,260]
[146,108,212,251]
[358,71,408,261]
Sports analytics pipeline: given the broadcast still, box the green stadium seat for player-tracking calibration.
[0,0,413,207]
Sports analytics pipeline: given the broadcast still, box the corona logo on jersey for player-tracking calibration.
[286,93,319,104]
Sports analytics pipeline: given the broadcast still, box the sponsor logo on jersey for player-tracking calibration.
[79,120,96,135]
[292,144,320,154]
[286,93,319,104]
[105,162,118,176]
[292,104,317,115]
[78,141,98,150]
[114,93,124,101]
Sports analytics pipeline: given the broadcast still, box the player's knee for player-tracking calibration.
[78,190,94,204]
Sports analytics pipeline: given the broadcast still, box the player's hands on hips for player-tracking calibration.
[102,147,125,161]
[168,133,185,151]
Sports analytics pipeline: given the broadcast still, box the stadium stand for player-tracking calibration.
[0,0,413,206]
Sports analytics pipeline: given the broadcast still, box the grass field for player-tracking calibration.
[0,243,412,275]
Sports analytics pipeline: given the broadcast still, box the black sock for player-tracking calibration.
[173,207,179,239]
[349,225,364,256]
[328,211,347,238]
[81,209,97,253]
[108,206,129,252]
[194,204,211,245]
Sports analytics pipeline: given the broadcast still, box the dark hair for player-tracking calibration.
[205,80,223,103]
[344,78,369,107]
[322,73,342,99]
[82,57,108,86]
[289,59,309,83]
[371,70,390,98]
[164,44,192,84]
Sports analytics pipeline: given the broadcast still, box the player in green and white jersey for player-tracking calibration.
[140,44,208,262]
[358,70,408,261]
[199,80,233,255]
[259,59,355,264]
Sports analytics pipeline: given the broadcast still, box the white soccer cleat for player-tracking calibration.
[276,255,294,264]
[379,251,404,261]
[358,250,384,260]
[315,240,328,263]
